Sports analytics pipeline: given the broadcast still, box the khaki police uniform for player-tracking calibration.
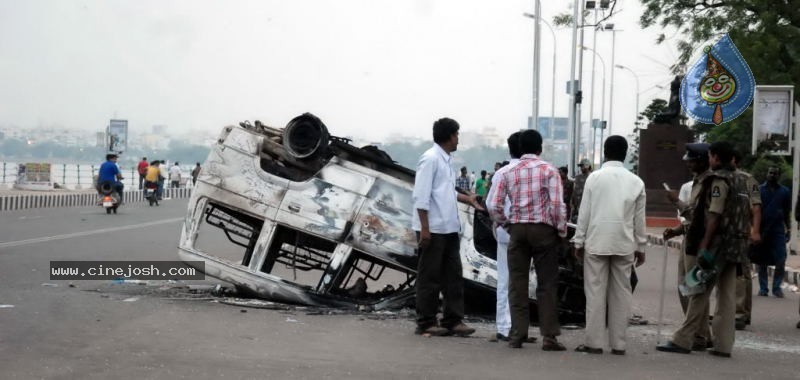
[674,170,712,345]
[672,170,749,355]
[735,170,761,324]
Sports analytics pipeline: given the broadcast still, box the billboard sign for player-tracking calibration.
[108,119,128,154]
[752,85,794,155]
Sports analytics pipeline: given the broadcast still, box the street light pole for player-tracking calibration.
[605,24,619,137]
[582,46,606,166]
[615,64,641,131]
[567,0,581,175]
[532,0,541,131]
[523,13,556,136]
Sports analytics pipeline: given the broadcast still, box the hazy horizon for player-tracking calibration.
[1,0,680,143]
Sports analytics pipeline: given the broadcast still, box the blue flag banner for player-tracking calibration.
[680,34,755,125]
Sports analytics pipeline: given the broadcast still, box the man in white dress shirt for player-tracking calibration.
[572,135,647,355]
[412,117,482,337]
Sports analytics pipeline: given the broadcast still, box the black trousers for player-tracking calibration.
[415,232,465,329]
[508,223,562,340]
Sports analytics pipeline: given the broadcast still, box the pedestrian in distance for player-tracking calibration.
[169,162,182,189]
[191,162,201,186]
[571,158,592,223]
[475,170,489,199]
[137,157,148,190]
[754,166,790,298]
[456,166,472,193]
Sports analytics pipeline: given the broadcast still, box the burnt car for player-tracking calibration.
[178,113,585,322]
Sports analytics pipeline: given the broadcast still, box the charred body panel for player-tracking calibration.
[179,115,585,322]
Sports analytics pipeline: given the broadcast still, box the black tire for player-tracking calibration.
[106,208,111,214]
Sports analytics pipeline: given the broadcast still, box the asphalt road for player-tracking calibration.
[1,201,799,379]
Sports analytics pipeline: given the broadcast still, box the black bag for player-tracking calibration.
[748,243,768,265]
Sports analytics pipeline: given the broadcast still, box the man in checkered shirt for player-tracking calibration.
[487,129,567,351]
[456,166,472,193]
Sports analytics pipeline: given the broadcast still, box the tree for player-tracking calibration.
[640,0,799,171]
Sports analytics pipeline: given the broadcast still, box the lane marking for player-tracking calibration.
[0,217,184,249]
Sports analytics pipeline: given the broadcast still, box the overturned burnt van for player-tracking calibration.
[178,114,585,323]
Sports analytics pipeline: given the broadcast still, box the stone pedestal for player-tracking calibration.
[638,122,694,217]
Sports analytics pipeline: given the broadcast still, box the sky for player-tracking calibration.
[0,0,682,143]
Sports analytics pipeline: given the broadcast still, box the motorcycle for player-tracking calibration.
[97,182,121,214]
[144,182,159,206]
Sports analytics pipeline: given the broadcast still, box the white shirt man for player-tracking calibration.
[169,164,182,188]
[572,136,646,355]
[485,154,519,341]
[411,118,480,338]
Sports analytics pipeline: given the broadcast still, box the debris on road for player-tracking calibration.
[41,283,58,287]
[122,297,139,302]
[0,304,15,308]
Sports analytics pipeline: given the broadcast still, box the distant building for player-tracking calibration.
[152,125,167,135]
[96,132,105,148]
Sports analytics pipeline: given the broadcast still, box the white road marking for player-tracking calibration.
[0,217,184,249]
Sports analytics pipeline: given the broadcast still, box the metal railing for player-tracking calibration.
[0,162,192,190]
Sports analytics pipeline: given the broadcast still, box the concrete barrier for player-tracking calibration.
[0,188,192,211]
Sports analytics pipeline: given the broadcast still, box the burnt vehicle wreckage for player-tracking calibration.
[178,113,586,323]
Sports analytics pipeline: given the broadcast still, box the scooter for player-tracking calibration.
[97,182,121,214]
[144,182,159,206]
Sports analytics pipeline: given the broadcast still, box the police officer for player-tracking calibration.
[732,151,761,330]
[663,142,712,350]
[570,158,592,222]
[658,141,751,358]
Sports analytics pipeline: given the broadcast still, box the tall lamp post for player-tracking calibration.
[602,24,621,138]
[523,12,557,136]
[615,64,641,130]
[581,46,606,164]
[521,1,542,130]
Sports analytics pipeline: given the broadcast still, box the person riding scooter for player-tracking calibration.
[97,153,124,204]
[144,161,161,205]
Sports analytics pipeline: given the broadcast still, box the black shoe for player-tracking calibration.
[773,290,785,298]
[508,339,523,349]
[656,341,691,354]
[691,341,708,351]
[796,320,800,329]
[709,350,731,358]
[758,290,768,296]
[542,338,566,351]
[447,322,475,337]
[415,325,449,336]
[735,319,746,331]
[575,344,603,354]
[611,349,626,355]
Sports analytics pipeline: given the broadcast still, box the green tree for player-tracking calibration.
[640,0,799,171]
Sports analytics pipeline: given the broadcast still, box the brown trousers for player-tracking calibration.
[507,223,561,340]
